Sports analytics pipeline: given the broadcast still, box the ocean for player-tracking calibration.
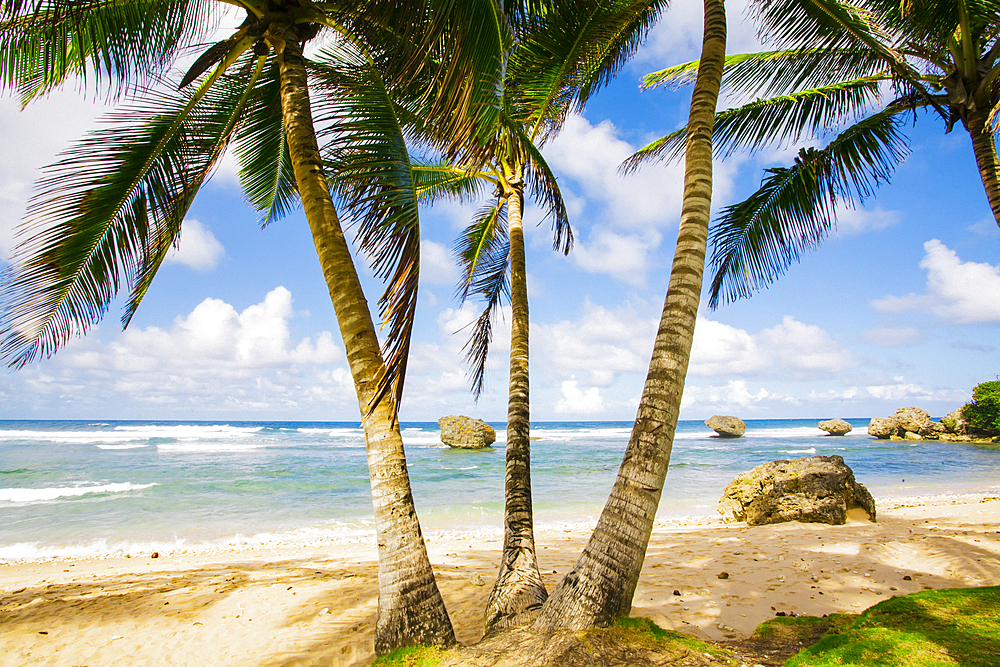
[2,419,999,561]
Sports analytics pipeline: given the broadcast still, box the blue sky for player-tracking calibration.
[0,0,997,422]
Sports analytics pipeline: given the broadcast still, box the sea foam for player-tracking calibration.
[0,482,157,503]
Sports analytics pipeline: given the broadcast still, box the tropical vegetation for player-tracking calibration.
[0,0,511,653]
[961,380,1000,435]
[410,0,666,633]
[626,0,1000,309]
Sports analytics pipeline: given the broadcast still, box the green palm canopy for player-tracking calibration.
[625,0,1000,309]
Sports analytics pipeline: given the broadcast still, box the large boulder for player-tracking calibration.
[818,418,852,436]
[438,416,496,449]
[718,455,876,526]
[867,417,899,439]
[705,415,745,438]
[940,409,967,435]
[893,406,932,434]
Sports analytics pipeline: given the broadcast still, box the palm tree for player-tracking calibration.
[409,0,668,633]
[0,0,508,653]
[625,0,1000,308]
[532,0,728,629]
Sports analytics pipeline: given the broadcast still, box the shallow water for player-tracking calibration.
[1,419,998,559]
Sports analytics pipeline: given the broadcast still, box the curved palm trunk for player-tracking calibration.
[277,39,456,654]
[485,188,548,633]
[962,107,1000,227]
[533,0,727,630]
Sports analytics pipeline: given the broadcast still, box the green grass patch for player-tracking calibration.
[601,617,735,660]
[371,645,448,667]
[753,613,854,643]
[786,587,1000,667]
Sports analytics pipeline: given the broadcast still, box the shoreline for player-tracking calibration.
[2,490,1000,666]
[3,485,998,565]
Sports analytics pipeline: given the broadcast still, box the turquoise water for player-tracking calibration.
[1,419,998,559]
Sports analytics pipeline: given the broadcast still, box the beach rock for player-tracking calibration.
[868,417,899,439]
[718,455,876,526]
[438,416,496,449]
[705,415,745,438]
[941,409,967,434]
[893,407,933,435]
[818,418,852,436]
[918,421,946,439]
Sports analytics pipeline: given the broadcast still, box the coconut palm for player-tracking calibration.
[406,0,668,633]
[531,0,728,629]
[625,0,1000,308]
[0,0,509,652]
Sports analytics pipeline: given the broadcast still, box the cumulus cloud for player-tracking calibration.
[556,380,605,415]
[534,300,658,386]
[690,315,857,379]
[165,218,225,271]
[572,230,661,286]
[872,240,1000,324]
[420,239,459,286]
[681,380,797,413]
[834,205,901,236]
[4,287,353,417]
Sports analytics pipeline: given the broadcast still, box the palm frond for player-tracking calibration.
[0,0,211,104]
[707,108,910,309]
[0,51,263,368]
[510,0,669,139]
[504,118,572,253]
[312,43,425,414]
[410,159,489,205]
[233,58,298,227]
[454,199,510,399]
[623,77,884,170]
[642,48,887,98]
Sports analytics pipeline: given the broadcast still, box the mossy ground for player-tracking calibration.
[373,587,999,667]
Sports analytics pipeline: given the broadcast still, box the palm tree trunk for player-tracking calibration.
[533,0,727,630]
[485,187,548,633]
[963,107,1000,227]
[277,38,455,654]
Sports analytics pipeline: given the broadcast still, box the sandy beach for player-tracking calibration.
[2,492,999,666]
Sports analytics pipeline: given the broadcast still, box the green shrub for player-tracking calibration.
[960,380,1000,435]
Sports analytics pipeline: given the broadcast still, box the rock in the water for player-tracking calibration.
[718,455,876,526]
[893,406,932,435]
[705,415,745,438]
[438,416,496,449]
[868,417,900,439]
[818,418,852,436]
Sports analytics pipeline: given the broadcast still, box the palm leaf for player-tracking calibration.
[707,108,910,309]
[0,50,262,369]
[312,43,426,414]
[0,0,211,104]
[410,159,489,205]
[233,58,298,227]
[623,77,884,170]
[454,199,510,399]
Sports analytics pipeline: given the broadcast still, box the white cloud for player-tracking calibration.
[636,0,766,68]
[862,326,922,348]
[681,380,797,412]
[556,380,605,415]
[420,239,459,286]
[872,239,1000,324]
[690,315,857,379]
[572,230,661,286]
[165,218,224,271]
[0,92,107,255]
[534,300,658,386]
[834,205,901,236]
[5,287,353,416]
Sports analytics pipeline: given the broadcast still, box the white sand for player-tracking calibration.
[2,493,999,666]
